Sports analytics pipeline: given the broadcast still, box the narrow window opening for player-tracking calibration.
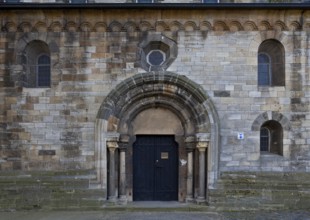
[258,39,285,87]
[23,40,51,88]
[258,53,271,86]
[137,0,153,3]
[260,127,270,151]
[37,54,51,87]
[203,0,218,3]
[260,120,283,155]
[70,0,87,3]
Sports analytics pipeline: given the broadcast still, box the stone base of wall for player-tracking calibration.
[1,170,309,210]
[209,172,310,211]
[0,170,106,211]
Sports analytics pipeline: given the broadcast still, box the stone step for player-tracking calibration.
[208,186,310,210]
[217,177,310,184]
[0,188,106,211]
[0,171,105,211]
[209,189,261,197]
[211,202,286,211]
[219,172,310,183]
[215,181,310,191]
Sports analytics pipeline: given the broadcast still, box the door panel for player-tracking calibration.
[133,141,154,200]
[133,135,178,201]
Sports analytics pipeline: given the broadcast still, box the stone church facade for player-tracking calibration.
[0,0,310,210]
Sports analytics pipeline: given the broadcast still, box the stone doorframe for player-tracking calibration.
[95,71,220,204]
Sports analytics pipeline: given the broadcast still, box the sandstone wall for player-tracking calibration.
[0,6,309,209]
[1,8,309,172]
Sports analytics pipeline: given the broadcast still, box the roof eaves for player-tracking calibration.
[0,3,309,10]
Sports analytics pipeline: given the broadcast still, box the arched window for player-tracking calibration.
[203,0,218,2]
[137,0,153,2]
[258,39,285,86]
[260,127,270,151]
[70,0,87,3]
[37,54,51,87]
[5,0,21,2]
[23,40,51,88]
[258,53,271,86]
[260,120,283,155]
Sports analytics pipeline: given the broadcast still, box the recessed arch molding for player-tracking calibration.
[95,71,220,203]
[251,111,291,158]
[251,111,290,131]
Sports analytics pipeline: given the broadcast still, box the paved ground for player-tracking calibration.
[1,210,310,220]
[1,202,310,220]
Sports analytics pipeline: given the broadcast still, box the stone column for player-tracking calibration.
[185,137,195,203]
[196,141,208,203]
[107,140,118,202]
[118,141,127,204]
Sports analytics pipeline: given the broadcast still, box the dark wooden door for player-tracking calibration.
[133,135,178,201]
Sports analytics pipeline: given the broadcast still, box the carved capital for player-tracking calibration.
[118,134,129,151]
[185,135,196,152]
[107,141,118,152]
[197,141,208,152]
[186,143,196,152]
[185,135,196,143]
[118,142,128,152]
[119,134,130,143]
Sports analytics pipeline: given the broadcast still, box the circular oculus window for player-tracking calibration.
[146,50,166,66]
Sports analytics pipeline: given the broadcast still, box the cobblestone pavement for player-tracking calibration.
[1,210,310,220]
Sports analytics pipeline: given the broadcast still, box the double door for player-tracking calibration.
[133,135,178,201]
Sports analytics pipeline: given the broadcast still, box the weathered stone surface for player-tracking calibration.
[0,170,103,210]
[209,172,310,211]
[214,91,230,97]
[38,150,56,156]
[0,2,310,210]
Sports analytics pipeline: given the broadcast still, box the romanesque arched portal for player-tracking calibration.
[95,71,219,203]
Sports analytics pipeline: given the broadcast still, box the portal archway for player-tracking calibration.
[95,71,220,203]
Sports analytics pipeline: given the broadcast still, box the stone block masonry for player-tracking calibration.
[0,170,105,211]
[0,6,310,209]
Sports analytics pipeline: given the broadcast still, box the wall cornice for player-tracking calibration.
[0,3,310,10]
[0,9,309,32]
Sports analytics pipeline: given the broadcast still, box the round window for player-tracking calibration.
[147,50,166,66]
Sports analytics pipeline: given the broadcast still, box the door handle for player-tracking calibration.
[155,160,163,168]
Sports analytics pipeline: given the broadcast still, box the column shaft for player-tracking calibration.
[186,150,194,202]
[119,148,127,203]
[107,141,118,202]
[198,149,206,199]
[196,141,208,203]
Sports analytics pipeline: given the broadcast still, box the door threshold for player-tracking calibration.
[127,201,188,208]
